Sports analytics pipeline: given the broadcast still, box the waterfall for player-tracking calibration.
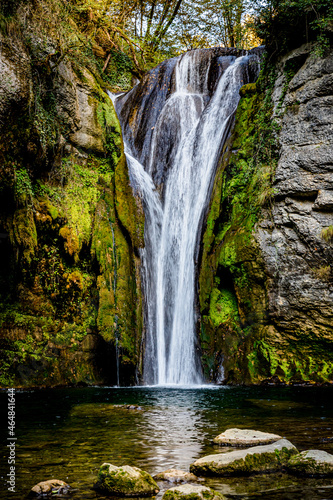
[114,48,260,385]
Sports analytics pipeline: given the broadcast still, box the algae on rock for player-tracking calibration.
[199,47,333,385]
[0,0,144,388]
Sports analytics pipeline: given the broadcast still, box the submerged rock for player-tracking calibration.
[213,428,282,446]
[30,479,70,496]
[288,450,333,476]
[162,484,226,500]
[94,463,160,496]
[154,469,198,483]
[190,439,297,476]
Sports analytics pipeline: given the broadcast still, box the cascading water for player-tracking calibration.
[114,48,260,385]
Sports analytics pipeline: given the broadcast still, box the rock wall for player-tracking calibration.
[0,1,144,387]
[199,44,333,385]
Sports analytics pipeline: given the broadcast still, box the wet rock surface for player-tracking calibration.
[30,479,71,496]
[213,428,282,446]
[94,463,160,496]
[162,484,226,500]
[190,439,297,476]
[288,449,333,476]
[154,469,198,483]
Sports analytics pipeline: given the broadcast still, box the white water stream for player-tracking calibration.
[114,50,257,385]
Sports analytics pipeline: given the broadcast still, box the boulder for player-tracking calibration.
[30,479,70,496]
[162,484,226,500]
[212,428,282,446]
[288,449,333,476]
[190,439,297,476]
[154,469,198,483]
[94,463,159,496]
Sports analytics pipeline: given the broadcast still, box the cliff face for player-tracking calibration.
[1,1,332,389]
[0,1,144,387]
[199,44,333,385]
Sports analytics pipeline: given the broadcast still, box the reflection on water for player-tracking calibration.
[0,386,333,499]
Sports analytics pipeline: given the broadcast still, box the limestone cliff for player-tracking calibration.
[0,0,144,387]
[199,44,333,385]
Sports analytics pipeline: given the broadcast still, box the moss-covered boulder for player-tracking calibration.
[213,428,282,447]
[162,484,226,500]
[154,469,198,483]
[288,450,333,476]
[190,439,297,476]
[94,463,160,497]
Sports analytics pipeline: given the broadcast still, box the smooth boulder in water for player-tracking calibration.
[190,439,297,476]
[154,469,198,483]
[94,463,160,496]
[162,484,226,500]
[213,428,282,447]
[288,450,333,476]
[29,479,71,496]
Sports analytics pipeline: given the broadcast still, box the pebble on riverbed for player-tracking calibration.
[213,428,282,447]
[29,479,71,496]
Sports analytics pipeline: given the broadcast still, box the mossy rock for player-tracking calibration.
[288,450,333,476]
[239,82,257,97]
[162,485,226,500]
[190,439,297,476]
[95,463,160,497]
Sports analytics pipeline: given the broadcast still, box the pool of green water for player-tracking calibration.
[1,385,333,499]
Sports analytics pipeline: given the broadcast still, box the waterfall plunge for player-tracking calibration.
[115,49,260,385]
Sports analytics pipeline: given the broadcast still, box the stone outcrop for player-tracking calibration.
[212,428,282,446]
[199,44,333,385]
[190,439,297,476]
[94,463,159,496]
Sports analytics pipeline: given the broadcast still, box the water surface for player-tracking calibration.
[1,386,333,499]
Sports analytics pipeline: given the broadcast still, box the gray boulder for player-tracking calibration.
[288,449,333,476]
[190,439,297,476]
[213,428,282,446]
[94,463,160,496]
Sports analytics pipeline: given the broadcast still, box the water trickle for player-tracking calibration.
[114,48,260,385]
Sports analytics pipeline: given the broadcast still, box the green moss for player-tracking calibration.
[96,464,159,496]
[12,208,37,264]
[209,288,239,326]
[198,65,280,384]
[288,453,333,476]
[190,447,297,476]
[321,225,333,244]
